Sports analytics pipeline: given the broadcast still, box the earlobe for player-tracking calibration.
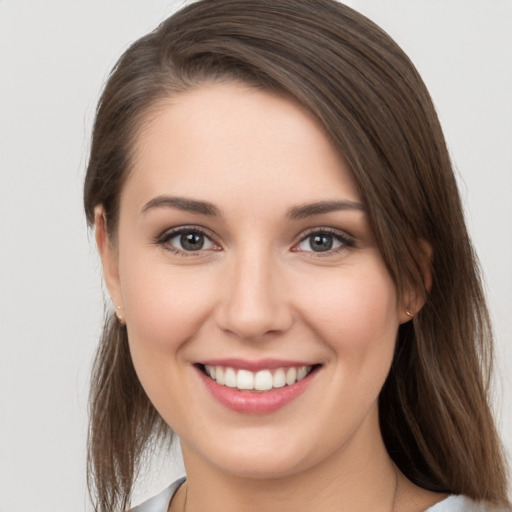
[94,206,123,311]
[399,296,423,324]
[399,302,417,324]
[399,240,433,324]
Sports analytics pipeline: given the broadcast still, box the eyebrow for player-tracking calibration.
[287,200,366,220]
[141,195,365,219]
[141,195,221,216]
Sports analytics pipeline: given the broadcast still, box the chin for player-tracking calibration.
[212,452,310,480]
[182,424,342,482]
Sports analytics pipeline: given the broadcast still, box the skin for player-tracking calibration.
[96,82,444,511]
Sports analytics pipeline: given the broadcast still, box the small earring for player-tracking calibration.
[115,305,125,323]
[405,307,414,318]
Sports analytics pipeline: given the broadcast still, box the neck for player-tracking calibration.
[178,410,398,512]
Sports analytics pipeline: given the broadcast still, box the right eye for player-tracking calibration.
[156,227,219,255]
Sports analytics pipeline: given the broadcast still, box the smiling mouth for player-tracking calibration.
[197,364,320,392]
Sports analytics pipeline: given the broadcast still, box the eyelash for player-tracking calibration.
[293,228,356,256]
[154,226,356,257]
[154,226,220,257]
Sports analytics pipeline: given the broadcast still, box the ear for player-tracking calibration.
[94,206,123,312]
[399,240,433,324]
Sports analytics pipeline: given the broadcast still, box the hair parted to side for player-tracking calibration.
[84,1,510,510]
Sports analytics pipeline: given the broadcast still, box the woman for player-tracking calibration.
[84,1,510,511]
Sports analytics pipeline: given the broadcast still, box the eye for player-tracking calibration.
[156,227,219,255]
[295,229,354,254]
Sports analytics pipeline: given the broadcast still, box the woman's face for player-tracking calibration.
[98,82,410,479]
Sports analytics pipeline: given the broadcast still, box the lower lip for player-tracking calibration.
[197,367,318,414]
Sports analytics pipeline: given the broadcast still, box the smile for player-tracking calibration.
[202,364,313,391]
[196,361,321,414]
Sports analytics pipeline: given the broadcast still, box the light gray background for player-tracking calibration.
[0,1,510,511]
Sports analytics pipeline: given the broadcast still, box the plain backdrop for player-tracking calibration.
[0,1,510,511]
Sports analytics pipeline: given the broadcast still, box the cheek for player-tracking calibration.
[297,264,400,443]
[297,259,399,369]
[116,251,220,426]
[118,248,216,361]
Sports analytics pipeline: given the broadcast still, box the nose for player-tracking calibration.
[214,248,293,342]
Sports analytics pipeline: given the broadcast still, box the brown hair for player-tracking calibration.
[84,1,510,510]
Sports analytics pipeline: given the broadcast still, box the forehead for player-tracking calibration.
[122,82,361,213]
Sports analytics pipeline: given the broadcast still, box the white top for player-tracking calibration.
[132,477,510,512]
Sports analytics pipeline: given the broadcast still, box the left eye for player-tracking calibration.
[296,232,350,253]
[164,230,217,252]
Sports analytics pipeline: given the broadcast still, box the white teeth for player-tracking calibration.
[272,368,286,388]
[203,364,313,391]
[237,369,254,390]
[254,370,273,391]
[216,367,225,385]
[224,367,237,388]
[297,366,308,381]
[285,367,297,385]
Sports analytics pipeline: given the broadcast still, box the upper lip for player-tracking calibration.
[197,358,318,372]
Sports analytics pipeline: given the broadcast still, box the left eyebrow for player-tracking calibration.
[287,200,366,220]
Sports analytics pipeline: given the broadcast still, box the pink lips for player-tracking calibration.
[196,359,318,414]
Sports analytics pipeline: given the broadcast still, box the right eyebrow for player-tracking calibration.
[141,195,222,217]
